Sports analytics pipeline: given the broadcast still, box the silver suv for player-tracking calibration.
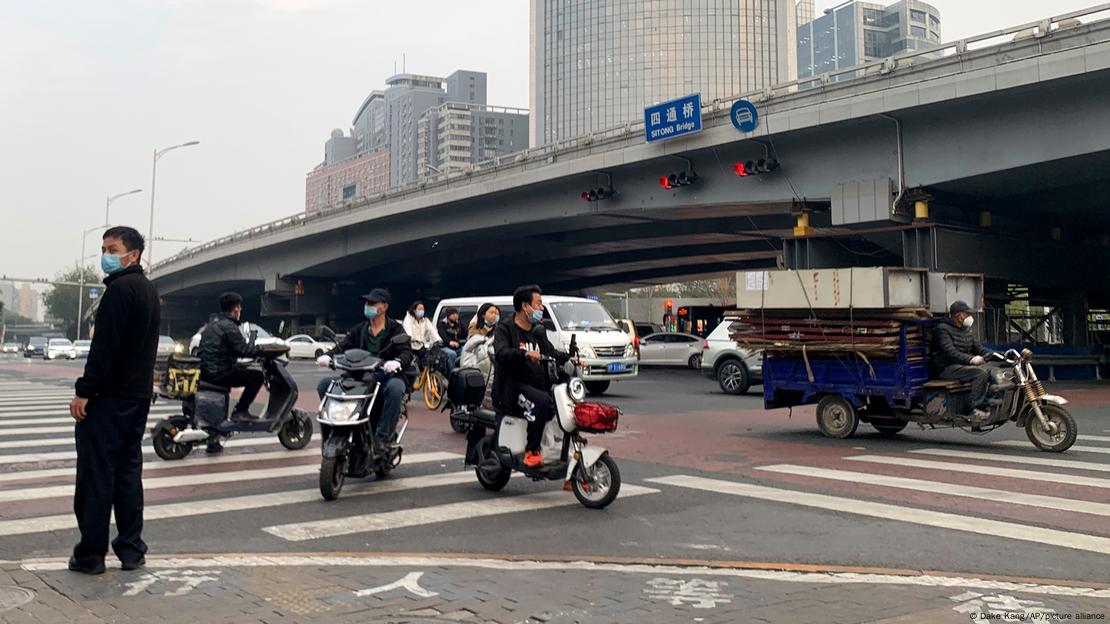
[700,318,762,395]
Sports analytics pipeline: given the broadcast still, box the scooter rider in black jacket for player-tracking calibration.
[197,292,263,452]
[932,300,997,421]
[315,289,414,453]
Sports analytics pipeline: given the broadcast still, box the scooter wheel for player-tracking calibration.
[1025,404,1077,452]
[152,427,192,461]
[572,453,621,509]
[319,456,346,501]
[279,409,314,450]
[475,437,510,492]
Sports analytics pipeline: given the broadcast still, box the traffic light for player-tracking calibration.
[581,186,615,202]
[659,171,698,190]
[733,158,780,177]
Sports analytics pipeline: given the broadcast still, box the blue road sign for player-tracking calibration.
[88,288,99,299]
[730,99,759,133]
[644,94,702,143]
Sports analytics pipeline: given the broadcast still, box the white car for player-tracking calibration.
[433,294,637,396]
[1,342,21,354]
[74,340,92,358]
[189,322,286,357]
[284,334,336,359]
[45,338,77,360]
[700,317,763,395]
[638,332,705,368]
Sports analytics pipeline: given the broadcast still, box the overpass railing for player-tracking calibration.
[153,2,1110,273]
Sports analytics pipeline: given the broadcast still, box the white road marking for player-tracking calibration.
[992,441,1110,455]
[909,448,1110,474]
[845,455,1110,490]
[646,475,1110,556]
[17,555,1110,599]
[0,467,472,537]
[1077,435,1110,443]
[756,464,1110,517]
[0,436,286,465]
[263,484,659,542]
[0,413,175,426]
[0,452,459,503]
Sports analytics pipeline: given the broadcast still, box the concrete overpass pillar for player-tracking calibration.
[1062,291,1090,348]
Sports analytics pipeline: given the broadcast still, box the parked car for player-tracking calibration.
[284,334,336,359]
[74,340,92,358]
[639,332,704,368]
[45,338,77,360]
[433,295,637,395]
[24,337,48,358]
[700,318,763,395]
[1,342,21,354]
[189,322,285,357]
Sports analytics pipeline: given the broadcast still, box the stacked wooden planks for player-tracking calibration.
[730,308,931,358]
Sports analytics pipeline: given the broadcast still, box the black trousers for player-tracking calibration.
[516,384,555,452]
[72,396,149,565]
[208,367,264,412]
[940,364,991,408]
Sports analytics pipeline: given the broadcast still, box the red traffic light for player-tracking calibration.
[735,158,780,176]
[582,187,614,202]
[659,176,673,190]
[660,172,697,189]
[733,162,749,177]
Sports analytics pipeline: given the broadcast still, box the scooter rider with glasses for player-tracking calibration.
[315,289,413,453]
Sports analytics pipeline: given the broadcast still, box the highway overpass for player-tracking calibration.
[151,6,1110,338]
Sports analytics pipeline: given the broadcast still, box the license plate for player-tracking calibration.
[606,362,627,373]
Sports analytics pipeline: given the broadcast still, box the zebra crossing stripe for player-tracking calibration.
[0,468,475,537]
[0,414,174,427]
[0,452,460,503]
[0,436,287,465]
[756,464,1110,517]
[992,440,1110,455]
[909,448,1110,474]
[845,455,1110,489]
[262,485,660,542]
[1078,435,1110,443]
[646,475,1110,556]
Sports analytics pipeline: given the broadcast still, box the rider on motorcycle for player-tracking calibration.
[492,285,571,469]
[197,292,264,453]
[316,289,413,452]
[932,300,998,422]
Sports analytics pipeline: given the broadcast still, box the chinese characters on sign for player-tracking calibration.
[644,94,703,143]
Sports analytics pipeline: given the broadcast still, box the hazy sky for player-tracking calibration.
[0,0,1100,282]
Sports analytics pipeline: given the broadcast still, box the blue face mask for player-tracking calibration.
[415,310,425,319]
[101,253,127,275]
[488,315,500,327]
[530,309,544,324]
[364,304,380,320]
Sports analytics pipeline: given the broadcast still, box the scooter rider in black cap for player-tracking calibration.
[315,288,413,451]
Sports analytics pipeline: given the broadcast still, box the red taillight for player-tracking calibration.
[634,335,640,353]
[703,340,709,350]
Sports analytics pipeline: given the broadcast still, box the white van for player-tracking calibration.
[432,295,638,395]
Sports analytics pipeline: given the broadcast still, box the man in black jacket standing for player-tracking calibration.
[68,226,160,575]
[932,300,996,421]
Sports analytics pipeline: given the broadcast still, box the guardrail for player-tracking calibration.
[153,2,1110,272]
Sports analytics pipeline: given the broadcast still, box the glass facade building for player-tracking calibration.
[530,0,799,147]
[797,0,941,80]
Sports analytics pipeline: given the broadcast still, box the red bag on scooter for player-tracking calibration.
[573,403,620,433]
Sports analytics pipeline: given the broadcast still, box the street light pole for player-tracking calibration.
[77,189,143,340]
[148,141,199,273]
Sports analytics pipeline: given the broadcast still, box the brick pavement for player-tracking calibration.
[1,555,1108,624]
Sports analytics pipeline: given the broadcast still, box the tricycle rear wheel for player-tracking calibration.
[816,396,859,439]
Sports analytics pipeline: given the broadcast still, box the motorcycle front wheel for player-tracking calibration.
[572,453,621,509]
[319,455,346,501]
[1025,404,1077,452]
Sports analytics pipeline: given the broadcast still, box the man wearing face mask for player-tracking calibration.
[316,289,413,452]
[68,226,160,575]
[492,284,571,468]
[932,300,997,420]
[196,292,265,452]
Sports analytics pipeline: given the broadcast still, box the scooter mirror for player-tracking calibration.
[391,334,411,347]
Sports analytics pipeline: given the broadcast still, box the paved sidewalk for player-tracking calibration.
[2,554,1108,624]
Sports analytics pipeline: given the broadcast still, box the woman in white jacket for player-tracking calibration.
[402,301,440,366]
[460,303,500,378]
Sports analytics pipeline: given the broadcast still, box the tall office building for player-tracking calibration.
[418,102,529,178]
[797,0,941,79]
[796,0,815,25]
[529,0,799,147]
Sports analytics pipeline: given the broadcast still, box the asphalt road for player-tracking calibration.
[0,354,1108,622]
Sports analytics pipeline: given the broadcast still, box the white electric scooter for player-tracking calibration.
[462,335,622,508]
